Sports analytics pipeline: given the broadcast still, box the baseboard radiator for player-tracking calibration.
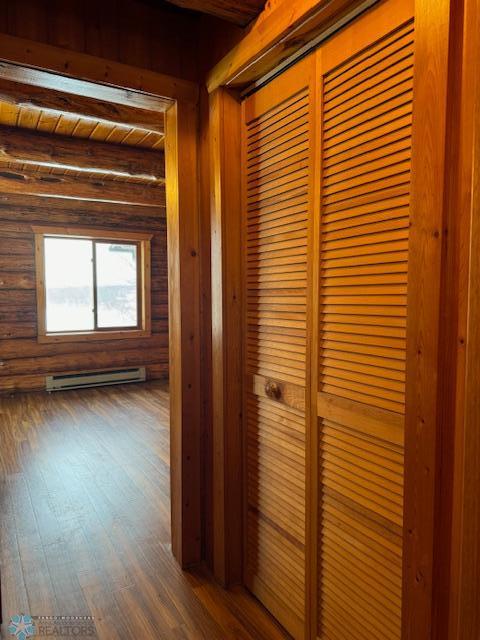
[46,367,146,391]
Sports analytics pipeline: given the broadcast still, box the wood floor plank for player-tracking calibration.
[0,382,287,639]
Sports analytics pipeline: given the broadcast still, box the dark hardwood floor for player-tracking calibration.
[0,381,287,639]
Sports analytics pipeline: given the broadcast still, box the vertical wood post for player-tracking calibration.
[165,98,202,567]
[447,0,480,636]
[429,0,480,636]
[209,88,243,585]
[457,52,480,638]
[402,0,452,635]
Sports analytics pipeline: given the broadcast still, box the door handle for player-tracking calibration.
[265,379,282,400]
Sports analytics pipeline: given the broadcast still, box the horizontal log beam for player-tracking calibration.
[0,215,164,237]
[0,192,164,220]
[0,345,167,375]
[0,167,165,207]
[0,78,165,135]
[0,255,33,272]
[0,335,168,359]
[0,322,36,339]
[0,237,32,255]
[0,124,165,181]
[0,272,35,290]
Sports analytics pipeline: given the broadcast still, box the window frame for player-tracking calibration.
[33,226,153,343]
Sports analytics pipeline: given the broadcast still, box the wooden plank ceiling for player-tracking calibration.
[0,87,165,206]
[0,102,164,150]
[164,0,266,25]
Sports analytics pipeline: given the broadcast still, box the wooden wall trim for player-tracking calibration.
[198,87,214,569]
[165,100,202,567]
[34,232,46,339]
[430,0,476,636]
[458,51,480,640]
[0,33,198,105]
[447,0,480,636]
[30,226,154,241]
[402,0,452,637]
[206,0,372,92]
[209,88,243,585]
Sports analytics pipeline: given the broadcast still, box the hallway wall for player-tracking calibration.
[0,0,200,81]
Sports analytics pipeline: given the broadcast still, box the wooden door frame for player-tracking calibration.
[456,2,480,634]
[0,34,203,568]
[208,1,459,638]
[455,26,480,633]
[402,0,452,637]
[209,87,244,586]
[438,0,480,637]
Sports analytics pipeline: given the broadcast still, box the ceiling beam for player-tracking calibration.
[0,167,165,207]
[0,78,165,135]
[0,124,164,181]
[165,0,265,26]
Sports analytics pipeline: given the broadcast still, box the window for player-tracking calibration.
[34,227,152,342]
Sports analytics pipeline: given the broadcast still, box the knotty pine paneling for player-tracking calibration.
[0,0,199,82]
[0,192,168,394]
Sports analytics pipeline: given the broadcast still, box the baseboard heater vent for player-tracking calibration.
[46,367,146,391]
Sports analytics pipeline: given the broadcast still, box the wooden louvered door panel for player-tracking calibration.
[314,1,415,639]
[242,56,315,640]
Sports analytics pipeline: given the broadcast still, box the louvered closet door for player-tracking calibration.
[314,1,414,638]
[242,57,315,640]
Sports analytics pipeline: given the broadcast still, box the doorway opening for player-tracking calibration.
[0,57,199,639]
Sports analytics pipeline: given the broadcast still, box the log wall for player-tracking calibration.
[0,193,168,393]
